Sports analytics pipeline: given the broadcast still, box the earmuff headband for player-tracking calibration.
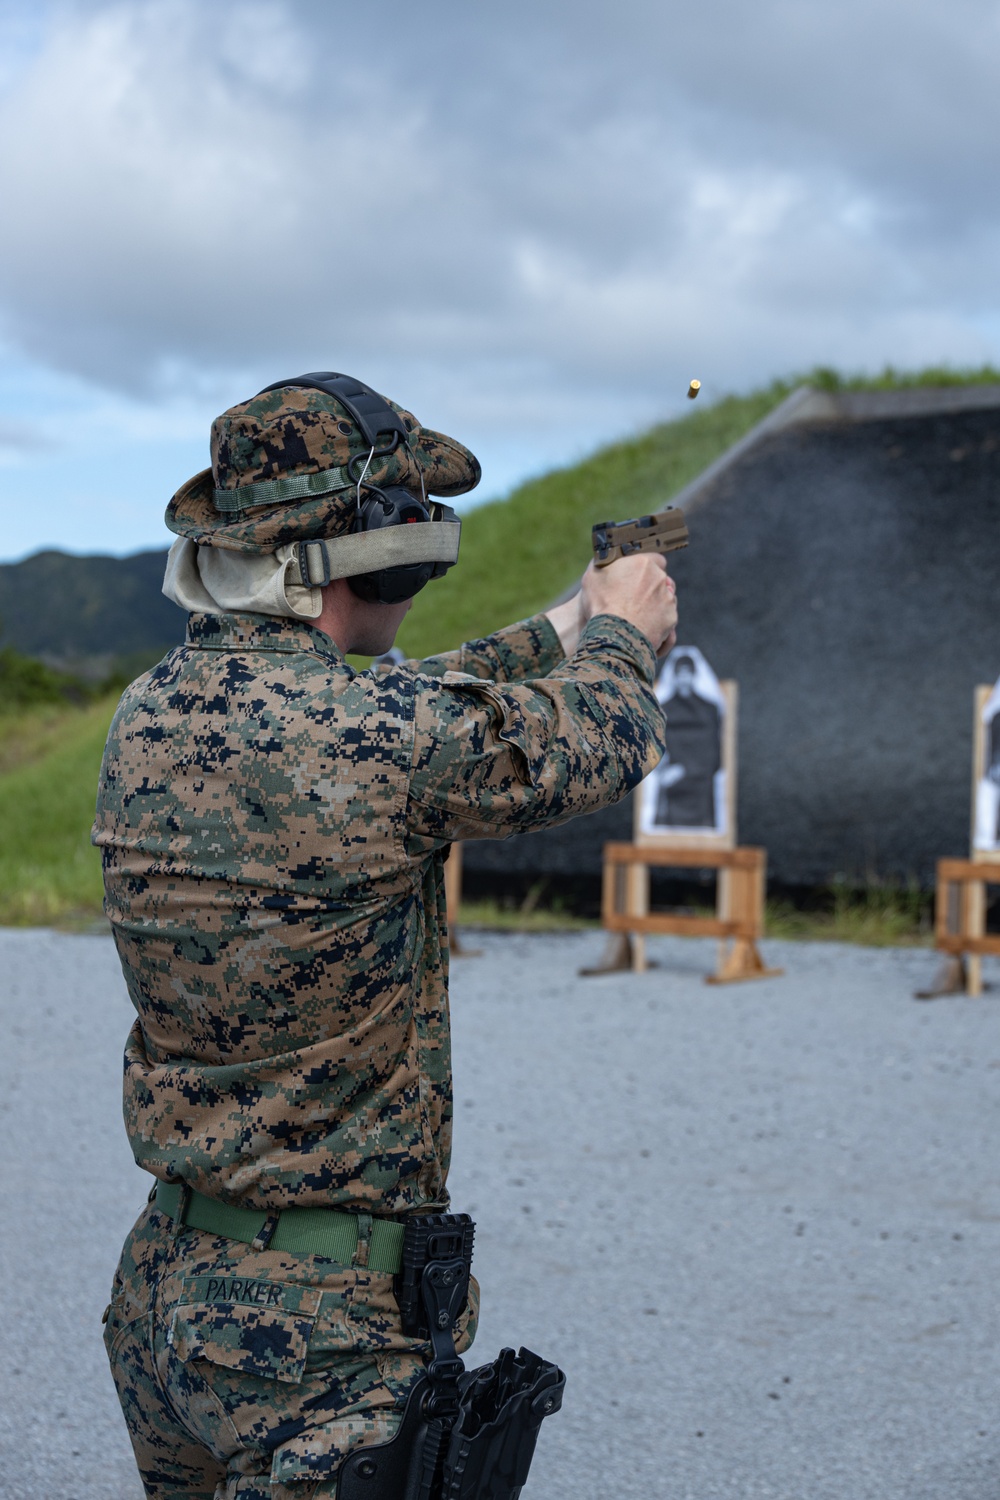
[294,520,461,588]
[257,372,409,451]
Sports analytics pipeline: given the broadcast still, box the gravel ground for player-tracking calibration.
[1,927,999,1499]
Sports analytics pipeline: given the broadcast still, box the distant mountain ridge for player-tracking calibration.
[0,548,182,675]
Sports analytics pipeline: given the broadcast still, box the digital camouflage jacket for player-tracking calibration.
[93,610,665,1217]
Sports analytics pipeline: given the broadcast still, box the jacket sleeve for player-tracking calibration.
[406,614,565,683]
[404,614,666,849]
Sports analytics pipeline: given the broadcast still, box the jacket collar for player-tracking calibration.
[185,611,344,664]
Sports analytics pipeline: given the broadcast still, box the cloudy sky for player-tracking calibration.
[1,0,999,561]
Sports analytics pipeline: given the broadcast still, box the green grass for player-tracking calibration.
[458,883,934,946]
[0,700,99,775]
[0,696,118,926]
[459,878,600,933]
[805,362,1000,392]
[458,901,598,934]
[765,885,934,947]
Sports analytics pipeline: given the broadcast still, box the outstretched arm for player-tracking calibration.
[405,555,678,847]
[407,549,674,687]
[408,613,567,684]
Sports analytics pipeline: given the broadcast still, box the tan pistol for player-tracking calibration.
[591,506,689,568]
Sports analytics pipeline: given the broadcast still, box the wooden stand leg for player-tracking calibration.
[716,866,731,982]
[925,865,992,997]
[582,858,653,976]
[968,881,985,997]
[627,864,648,974]
[579,930,635,976]
[444,843,480,958]
[914,955,968,1000]
[923,872,965,996]
[706,860,783,985]
[706,938,783,984]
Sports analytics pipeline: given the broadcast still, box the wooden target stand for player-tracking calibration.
[918,686,999,997]
[583,682,782,984]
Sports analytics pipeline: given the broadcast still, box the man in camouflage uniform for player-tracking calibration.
[93,375,678,1499]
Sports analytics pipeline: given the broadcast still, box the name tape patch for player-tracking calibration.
[180,1275,322,1317]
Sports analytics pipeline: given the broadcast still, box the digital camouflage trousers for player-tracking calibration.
[103,1202,479,1500]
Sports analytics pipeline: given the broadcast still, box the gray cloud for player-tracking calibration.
[0,0,997,469]
[0,417,54,453]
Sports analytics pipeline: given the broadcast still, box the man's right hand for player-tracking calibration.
[579,553,678,655]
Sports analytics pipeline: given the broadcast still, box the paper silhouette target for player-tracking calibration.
[973,676,1000,852]
[637,646,734,845]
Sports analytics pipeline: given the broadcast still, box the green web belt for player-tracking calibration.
[155,1182,406,1271]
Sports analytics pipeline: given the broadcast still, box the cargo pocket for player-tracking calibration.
[103,1294,144,1361]
[167,1278,323,1385]
[270,1406,403,1489]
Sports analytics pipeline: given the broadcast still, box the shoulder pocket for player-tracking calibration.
[446,678,541,787]
[168,1277,322,1385]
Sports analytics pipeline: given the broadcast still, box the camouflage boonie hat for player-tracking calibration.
[166,380,481,554]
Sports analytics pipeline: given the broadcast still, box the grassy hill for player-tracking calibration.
[0,698,117,924]
[1,364,998,928]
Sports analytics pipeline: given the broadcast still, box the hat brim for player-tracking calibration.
[167,422,481,554]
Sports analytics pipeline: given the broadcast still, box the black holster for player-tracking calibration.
[337,1350,564,1500]
[337,1215,565,1500]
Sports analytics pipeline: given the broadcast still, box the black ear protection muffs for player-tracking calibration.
[349,484,453,604]
[257,371,460,605]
